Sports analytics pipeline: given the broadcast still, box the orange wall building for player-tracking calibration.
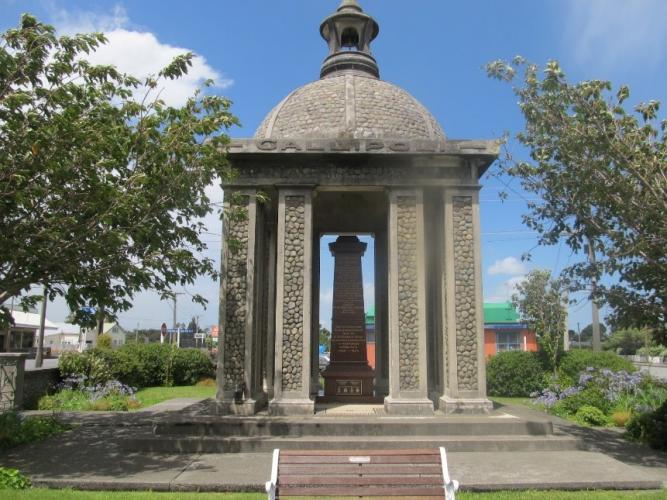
[483,302,537,357]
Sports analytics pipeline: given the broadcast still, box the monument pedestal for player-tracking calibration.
[320,236,376,403]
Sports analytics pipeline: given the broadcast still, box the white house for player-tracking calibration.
[45,322,128,352]
[1,310,58,353]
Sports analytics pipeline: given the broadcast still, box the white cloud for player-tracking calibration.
[564,0,667,71]
[488,257,527,277]
[52,5,232,107]
[485,275,526,303]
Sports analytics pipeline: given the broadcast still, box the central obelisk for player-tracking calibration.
[321,235,375,401]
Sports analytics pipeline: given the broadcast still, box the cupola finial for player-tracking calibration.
[320,0,380,79]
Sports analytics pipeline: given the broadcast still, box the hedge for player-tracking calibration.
[558,350,636,383]
[486,350,545,397]
[58,343,214,388]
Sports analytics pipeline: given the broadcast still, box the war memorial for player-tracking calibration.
[216,0,498,417]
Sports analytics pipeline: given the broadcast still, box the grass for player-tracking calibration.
[1,490,666,500]
[133,385,217,408]
[490,396,535,407]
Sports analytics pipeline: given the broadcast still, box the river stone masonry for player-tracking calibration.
[222,196,249,392]
[281,196,306,392]
[453,196,478,391]
[396,196,420,391]
[218,0,498,415]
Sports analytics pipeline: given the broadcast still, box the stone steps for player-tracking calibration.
[152,416,553,437]
[122,433,581,454]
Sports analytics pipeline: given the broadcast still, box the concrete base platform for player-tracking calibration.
[1,399,665,492]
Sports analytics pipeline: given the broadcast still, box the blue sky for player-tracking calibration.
[3,0,667,333]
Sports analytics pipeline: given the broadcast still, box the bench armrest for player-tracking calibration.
[266,448,280,500]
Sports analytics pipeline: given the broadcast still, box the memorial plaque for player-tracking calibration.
[321,236,375,400]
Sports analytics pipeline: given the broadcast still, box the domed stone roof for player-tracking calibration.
[255,74,445,141]
[254,0,445,142]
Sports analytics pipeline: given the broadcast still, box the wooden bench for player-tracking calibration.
[265,448,458,499]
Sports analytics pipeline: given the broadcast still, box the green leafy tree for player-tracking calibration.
[96,333,112,350]
[487,58,667,343]
[580,323,607,342]
[319,325,331,352]
[603,327,653,355]
[0,15,238,326]
[512,269,568,374]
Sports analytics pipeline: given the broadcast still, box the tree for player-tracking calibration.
[487,58,667,343]
[0,15,238,326]
[603,327,652,355]
[512,269,568,374]
[580,323,607,342]
[319,325,331,352]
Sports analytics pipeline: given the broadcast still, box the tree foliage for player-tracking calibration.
[0,15,238,326]
[487,58,667,341]
[512,269,568,374]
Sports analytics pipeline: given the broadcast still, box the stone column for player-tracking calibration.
[384,189,434,415]
[216,189,267,415]
[264,224,277,401]
[310,229,321,396]
[269,188,315,415]
[374,227,389,396]
[439,188,492,413]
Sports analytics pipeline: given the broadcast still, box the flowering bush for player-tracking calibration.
[532,366,667,429]
[38,376,138,411]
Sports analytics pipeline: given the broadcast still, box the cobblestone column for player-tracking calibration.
[384,189,434,415]
[439,188,492,413]
[269,188,315,415]
[216,189,267,415]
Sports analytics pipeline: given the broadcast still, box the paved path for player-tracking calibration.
[1,399,665,492]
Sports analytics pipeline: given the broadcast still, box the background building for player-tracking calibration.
[483,302,537,357]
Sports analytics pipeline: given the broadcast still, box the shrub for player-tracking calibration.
[0,467,31,490]
[58,351,88,379]
[626,401,667,450]
[115,343,174,387]
[0,413,69,451]
[196,377,216,387]
[96,333,113,349]
[612,410,631,427]
[559,350,635,382]
[603,328,650,355]
[575,405,609,427]
[551,386,613,417]
[38,389,91,411]
[637,346,666,357]
[172,348,215,385]
[486,351,545,397]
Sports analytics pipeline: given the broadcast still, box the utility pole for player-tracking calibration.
[36,286,48,368]
[172,292,184,344]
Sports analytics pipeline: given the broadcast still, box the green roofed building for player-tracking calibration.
[483,302,536,357]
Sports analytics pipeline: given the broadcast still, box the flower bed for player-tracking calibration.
[531,366,667,446]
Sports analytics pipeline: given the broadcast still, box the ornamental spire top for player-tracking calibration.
[319,0,380,79]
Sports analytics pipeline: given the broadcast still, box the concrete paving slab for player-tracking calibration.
[136,398,207,413]
[1,399,665,492]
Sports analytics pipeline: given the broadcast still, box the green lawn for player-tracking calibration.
[133,385,216,409]
[2,489,666,500]
[491,396,535,407]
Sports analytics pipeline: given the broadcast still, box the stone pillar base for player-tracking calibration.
[384,396,434,416]
[217,394,267,416]
[439,395,493,415]
[374,378,389,397]
[269,398,314,416]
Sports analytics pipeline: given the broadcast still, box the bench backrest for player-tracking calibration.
[266,447,458,499]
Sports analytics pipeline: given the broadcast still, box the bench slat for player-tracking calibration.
[280,475,442,486]
[280,455,440,464]
[280,448,439,456]
[280,486,444,497]
[279,464,443,475]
